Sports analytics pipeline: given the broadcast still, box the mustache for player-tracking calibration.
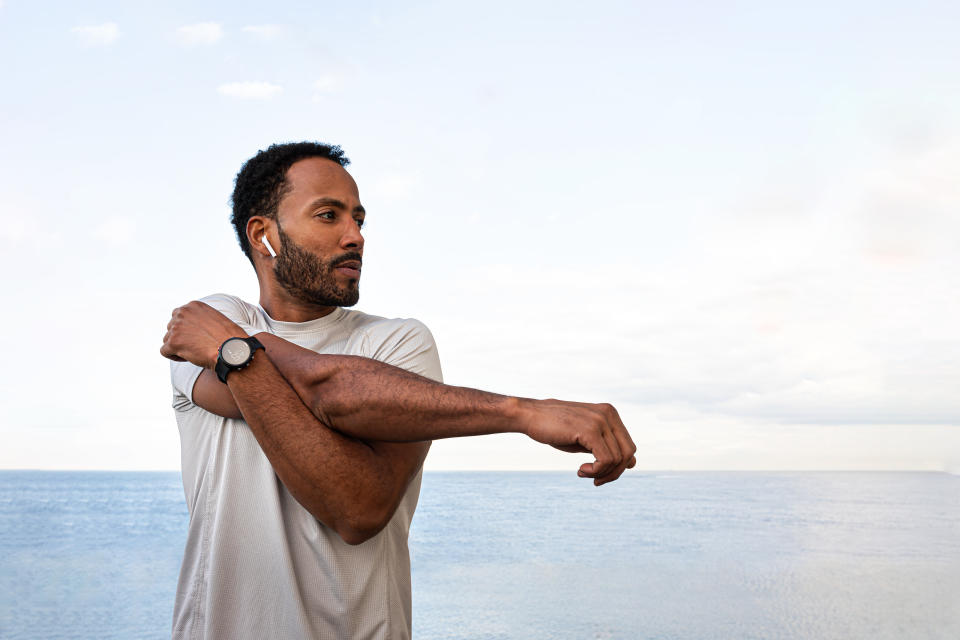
[330,252,363,268]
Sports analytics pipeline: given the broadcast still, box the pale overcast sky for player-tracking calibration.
[1,1,957,471]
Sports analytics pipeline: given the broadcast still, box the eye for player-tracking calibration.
[316,210,335,220]
[354,218,365,230]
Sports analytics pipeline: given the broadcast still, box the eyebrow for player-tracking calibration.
[306,197,366,215]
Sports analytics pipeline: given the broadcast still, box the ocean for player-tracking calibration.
[1,471,957,639]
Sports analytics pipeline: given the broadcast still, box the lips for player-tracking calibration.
[334,258,362,278]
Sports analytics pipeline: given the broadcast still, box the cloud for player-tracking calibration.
[71,22,119,46]
[176,22,223,46]
[217,81,282,99]
[241,24,282,41]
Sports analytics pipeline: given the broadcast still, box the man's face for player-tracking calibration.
[272,157,366,308]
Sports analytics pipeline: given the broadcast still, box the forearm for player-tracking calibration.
[253,332,529,442]
[225,353,427,544]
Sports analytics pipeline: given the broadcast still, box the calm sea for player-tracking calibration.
[0,471,957,639]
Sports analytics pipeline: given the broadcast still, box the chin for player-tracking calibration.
[337,288,360,307]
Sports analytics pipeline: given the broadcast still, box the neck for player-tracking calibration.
[257,276,337,323]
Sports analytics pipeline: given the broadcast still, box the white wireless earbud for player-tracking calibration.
[263,236,277,258]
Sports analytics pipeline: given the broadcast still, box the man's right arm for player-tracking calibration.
[262,334,635,478]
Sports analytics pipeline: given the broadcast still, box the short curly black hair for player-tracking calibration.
[230,141,350,263]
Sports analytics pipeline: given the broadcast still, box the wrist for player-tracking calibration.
[207,325,249,369]
[206,345,220,370]
[504,396,535,435]
[206,338,231,370]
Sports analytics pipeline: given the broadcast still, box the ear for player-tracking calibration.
[246,217,276,259]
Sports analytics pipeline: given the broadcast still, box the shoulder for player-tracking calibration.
[197,293,259,326]
[348,311,436,349]
[345,311,442,381]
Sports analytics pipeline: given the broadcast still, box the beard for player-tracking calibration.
[273,224,361,308]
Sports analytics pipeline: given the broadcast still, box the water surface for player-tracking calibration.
[1,471,957,639]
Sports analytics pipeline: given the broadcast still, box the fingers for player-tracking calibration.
[593,447,626,485]
[162,306,187,361]
[576,422,615,480]
[593,424,623,486]
[615,406,638,466]
[578,403,637,486]
[160,327,179,361]
[596,405,637,485]
[160,340,184,361]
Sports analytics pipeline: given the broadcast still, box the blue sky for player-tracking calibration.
[1,1,958,470]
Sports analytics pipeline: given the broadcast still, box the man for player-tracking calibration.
[161,141,636,639]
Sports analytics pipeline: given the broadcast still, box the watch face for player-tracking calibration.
[221,338,252,366]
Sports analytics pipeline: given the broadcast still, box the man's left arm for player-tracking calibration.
[163,301,430,545]
[222,355,430,545]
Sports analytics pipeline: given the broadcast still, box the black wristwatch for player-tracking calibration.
[215,336,265,383]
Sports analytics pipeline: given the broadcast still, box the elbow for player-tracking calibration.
[336,509,391,546]
[303,504,384,546]
[338,527,377,546]
[297,504,385,546]
[294,490,390,546]
[326,493,396,546]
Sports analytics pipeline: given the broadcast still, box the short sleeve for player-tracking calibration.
[169,293,257,409]
[171,360,205,411]
[362,319,443,384]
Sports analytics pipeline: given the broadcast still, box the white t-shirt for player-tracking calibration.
[169,293,442,640]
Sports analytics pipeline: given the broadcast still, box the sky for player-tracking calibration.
[0,1,957,471]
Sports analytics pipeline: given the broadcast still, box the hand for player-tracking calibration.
[519,399,637,486]
[160,301,247,369]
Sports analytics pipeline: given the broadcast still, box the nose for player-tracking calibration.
[340,217,364,252]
